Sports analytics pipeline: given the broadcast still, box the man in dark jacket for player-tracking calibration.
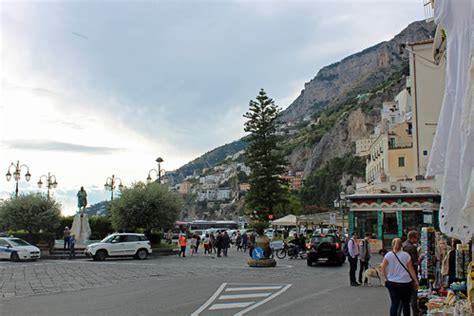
[222,231,231,257]
[215,232,223,257]
[401,230,421,316]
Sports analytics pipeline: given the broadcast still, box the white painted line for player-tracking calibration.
[225,286,282,292]
[219,293,271,300]
[234,284,292,316]
[190,283,227,316]
[209,302,254,310]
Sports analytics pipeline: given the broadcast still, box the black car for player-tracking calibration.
[307,234,345,266]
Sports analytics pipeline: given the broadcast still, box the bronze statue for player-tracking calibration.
[77,186,87,211]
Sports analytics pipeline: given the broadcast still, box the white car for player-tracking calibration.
[0,237,41,261]
[264,229,275,240]
[85,233,152,261]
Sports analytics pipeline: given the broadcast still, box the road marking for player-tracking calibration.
[225,286,282,292]
[191,283,291,316]
[219,293,271,300]
[209,302,254,310]
[190,282,227,316]
[234,284,292,316]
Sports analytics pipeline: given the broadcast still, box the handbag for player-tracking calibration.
[393,251,417,285]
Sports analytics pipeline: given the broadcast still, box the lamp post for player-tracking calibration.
[146,157,164,184]
[5,161,31,197]
[104,174,123,200]
[334,191,350,239]
[37,172,58,200]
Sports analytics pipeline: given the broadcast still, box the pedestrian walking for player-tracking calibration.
[69,234,76,259]
[215,231,223,257]
[203,234,211,255]
[399,231,422,316]
[210,233,216,254]
[242,232,248,252]
[358,232,371,284]
[190,235,197,255]
[236,232,242,251]
[63,226,71,250]
[348,232,360,286]
[178,234,187,257]
[195,234,201,254]
[222,231,231,257]
[381,238,419,316]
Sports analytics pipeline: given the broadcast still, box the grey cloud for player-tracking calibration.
[4,140,124,154]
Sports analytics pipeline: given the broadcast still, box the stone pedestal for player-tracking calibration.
[248,258,277,267]
[247,234,277,268]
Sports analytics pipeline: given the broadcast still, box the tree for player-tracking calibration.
[0,193,62,233]
[243,89,289,223]
[110,182,181,233]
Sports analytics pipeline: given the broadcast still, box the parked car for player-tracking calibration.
[307,234,345,266]
[85,233,152,261]
[0,237,41,261]
[264,228,275,240]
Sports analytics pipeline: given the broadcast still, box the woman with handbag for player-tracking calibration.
[380,238,419,316]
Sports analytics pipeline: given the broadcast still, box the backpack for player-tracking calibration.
[343,240,351,257]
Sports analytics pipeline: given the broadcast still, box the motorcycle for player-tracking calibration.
[270,241,307,259]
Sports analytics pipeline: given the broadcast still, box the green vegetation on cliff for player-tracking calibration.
[300,155,366,210]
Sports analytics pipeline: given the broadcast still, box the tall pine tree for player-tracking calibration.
[243,89,289,224]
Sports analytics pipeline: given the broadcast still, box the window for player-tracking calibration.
[398,156,405,167]
[402,211,424,233]
[389,138,396,148]
[423,150,428,156]
[0,239,9,247]
[354,211,378,239]
[126,235,141,242]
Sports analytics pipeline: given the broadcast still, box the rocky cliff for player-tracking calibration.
[280,20,435,123]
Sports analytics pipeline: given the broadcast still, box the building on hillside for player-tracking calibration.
[356,135,378,157]
[239,183,250,192]
[366,121,414,184]
[281,174,303,190]
[178,181,193,195]
[407,40,445,178]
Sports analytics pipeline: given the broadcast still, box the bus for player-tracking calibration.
[188,220,239,233]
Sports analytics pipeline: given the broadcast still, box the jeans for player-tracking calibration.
[179,246,186,257]
[223,247,228,257]
[64,237,70,250]
[397,286,419,316]
[359,259,369,283]
[69,245,75,258]
[348,256,358,284]
[386,280,412,316]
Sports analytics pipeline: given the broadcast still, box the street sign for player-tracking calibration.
[252,247,264,260]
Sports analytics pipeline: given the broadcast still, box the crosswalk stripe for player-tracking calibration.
[218,293,272,300]
[225,286,282,292]
[209,302,254,310]
[234,284,292,316]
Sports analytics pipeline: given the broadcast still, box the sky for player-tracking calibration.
[0,0,426,215]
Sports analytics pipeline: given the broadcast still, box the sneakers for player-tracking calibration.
[350,282,360,286]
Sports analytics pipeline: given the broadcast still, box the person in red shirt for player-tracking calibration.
[178,234,187,257]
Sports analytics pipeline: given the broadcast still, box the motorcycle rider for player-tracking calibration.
[288,233,300,258]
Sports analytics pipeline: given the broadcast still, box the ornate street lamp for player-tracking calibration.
[146,157,165,184]
[334,191,351,239]
[37,172,58,200]
[104,174,123,200]
[5,161,31,197]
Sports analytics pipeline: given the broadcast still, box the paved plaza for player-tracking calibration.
[0,249,390,315]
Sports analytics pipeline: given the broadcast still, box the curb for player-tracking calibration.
[41,248,178,260]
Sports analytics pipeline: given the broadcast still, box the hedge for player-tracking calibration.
[10,232,56,251]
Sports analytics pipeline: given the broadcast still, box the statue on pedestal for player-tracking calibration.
[71,186,91,243]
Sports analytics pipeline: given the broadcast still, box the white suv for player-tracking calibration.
[85,233,152,261]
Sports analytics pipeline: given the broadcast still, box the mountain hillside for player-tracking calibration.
[168,20,435,183]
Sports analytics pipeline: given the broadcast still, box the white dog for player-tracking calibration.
[362,265,385,286]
